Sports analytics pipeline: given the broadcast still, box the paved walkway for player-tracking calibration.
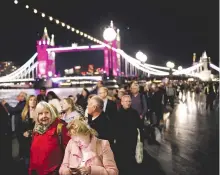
[144,96,219,175]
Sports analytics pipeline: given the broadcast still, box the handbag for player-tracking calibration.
[135,128,143,164]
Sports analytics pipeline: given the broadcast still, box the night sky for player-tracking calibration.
[0,0,218,73]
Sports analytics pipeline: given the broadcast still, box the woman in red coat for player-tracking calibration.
[29,101,70,175]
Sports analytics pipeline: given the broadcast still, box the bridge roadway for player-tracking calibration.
[11,95,218,175]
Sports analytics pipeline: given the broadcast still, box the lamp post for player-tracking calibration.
[166,61,175,78]
[103,27,117,42]
[136,51,147,77]
[103,26,117,77]
[178,66,183,80]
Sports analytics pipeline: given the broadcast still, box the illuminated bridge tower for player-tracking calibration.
[116,29,121,76]
[103,21,120,77]
[36,27,56,78]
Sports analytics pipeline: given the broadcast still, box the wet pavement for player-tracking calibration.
[144,95,219,175]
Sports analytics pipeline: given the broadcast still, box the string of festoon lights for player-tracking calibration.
[13,0,180,76]
[13,0,112,49]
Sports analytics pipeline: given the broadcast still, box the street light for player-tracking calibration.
[135,51,147,77]
[178,66,183,71]
[135,51,148,63]
[103,27,117,42]
[103,26,117,77]
[166,61,175,69]
[166,61,175,78]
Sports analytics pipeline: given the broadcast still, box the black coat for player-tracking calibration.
[148,90,163,114]
[37,94,48,102]
[115,107,143,146]
[88,112,112,142]
[105,99,117,122]
[19,112,35,157]
[115,107,143,173]
[4,101,26,136]
[76,95,88,111]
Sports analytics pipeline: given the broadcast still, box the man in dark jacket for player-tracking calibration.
[2,92,26,160]
[37,87,48,102]
[98,87,117,122]
[87,95,112,143]
[147,84,164,126]
[115,95,143,175]
[130,83,148,120]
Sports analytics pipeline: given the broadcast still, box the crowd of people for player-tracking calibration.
[0,79,218,175]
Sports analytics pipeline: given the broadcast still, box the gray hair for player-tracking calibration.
[90,95,104,110]
[35,101,57,123]
[19,91,28,100]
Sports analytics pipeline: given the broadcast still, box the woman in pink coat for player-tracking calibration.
[59,119,118,175]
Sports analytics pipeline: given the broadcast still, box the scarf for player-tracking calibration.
[33,124,51,135]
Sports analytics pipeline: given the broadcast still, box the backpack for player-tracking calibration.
[57,123,64,153]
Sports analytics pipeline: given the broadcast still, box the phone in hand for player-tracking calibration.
[70,168,81,175]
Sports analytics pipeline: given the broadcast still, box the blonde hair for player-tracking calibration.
[63,98,75,111]
[21,95,37,121]
[35,101,58,123]
[50,104,59,116]
[67,119,98,137]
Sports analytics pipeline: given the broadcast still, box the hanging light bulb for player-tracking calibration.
[19,4,112,48]
[14,0,18,4]
[49,16,53,21]
[61,23,65,27]
[33,9,38,13]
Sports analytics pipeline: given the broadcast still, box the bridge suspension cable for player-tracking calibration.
[13,1,108,47]
[173,63,203,75]
[210,63,220,72]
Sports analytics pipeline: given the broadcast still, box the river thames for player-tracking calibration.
[0,88,91,106]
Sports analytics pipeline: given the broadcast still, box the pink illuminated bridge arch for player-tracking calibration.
[46,44,105,53]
